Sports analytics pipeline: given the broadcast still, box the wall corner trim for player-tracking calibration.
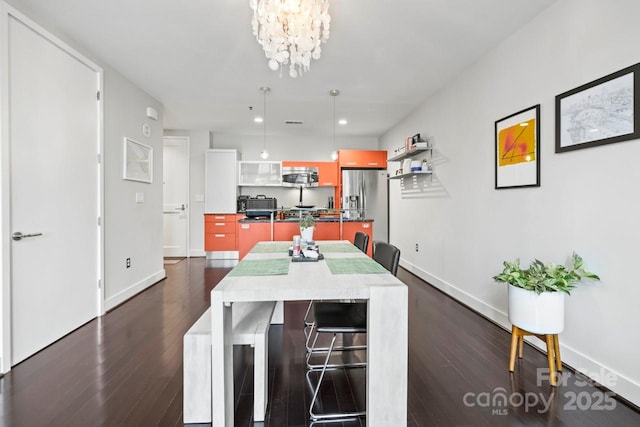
[104,269,166,311]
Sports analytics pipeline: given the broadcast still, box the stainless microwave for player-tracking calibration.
[282,166,319,187]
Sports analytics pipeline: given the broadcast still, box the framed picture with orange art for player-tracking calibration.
[495,104,540,189]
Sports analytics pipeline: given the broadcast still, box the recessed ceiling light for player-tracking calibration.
[338,119,347,125]
[254,117,263,123]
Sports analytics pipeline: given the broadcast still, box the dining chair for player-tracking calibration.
[306,243,401,423]
[303,231,369,337]
[306,301,367,423]
[306,241,401,355]
[353,231,369,254]
[371,240,381,258]
[372,241,401,276]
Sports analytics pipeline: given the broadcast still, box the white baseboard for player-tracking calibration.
[399,258,640,408]
[190,249,206,257]
[104,269,166,311]
[400,259,507,325]
[206,250,238,260]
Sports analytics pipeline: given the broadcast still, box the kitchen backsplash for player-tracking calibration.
[238,186,334,209]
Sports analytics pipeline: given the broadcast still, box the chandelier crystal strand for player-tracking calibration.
[250,0,331,78]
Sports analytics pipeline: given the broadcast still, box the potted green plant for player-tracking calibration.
[493,252,600,334]
[299,214,316,242]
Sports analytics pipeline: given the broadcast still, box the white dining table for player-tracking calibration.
[210,240,408,426]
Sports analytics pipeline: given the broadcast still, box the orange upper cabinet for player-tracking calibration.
[316,161,338,186]
[282,161,338,187]
[337,150,387,169]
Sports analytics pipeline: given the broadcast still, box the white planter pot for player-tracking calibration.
[508,285,565,334]
[300,226,314,242]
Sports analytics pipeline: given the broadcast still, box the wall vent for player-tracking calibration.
[285,120,304,125]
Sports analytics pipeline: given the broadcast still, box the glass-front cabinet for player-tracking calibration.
[238,161,282,186]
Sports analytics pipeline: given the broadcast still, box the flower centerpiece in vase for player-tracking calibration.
[299,214,316,243]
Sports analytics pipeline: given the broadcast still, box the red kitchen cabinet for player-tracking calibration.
[316,162,338,186]
[273,221,340,242]
[204,214,239,252]
[274,222,300,242]
[338,150,387,169]
[237,221,271,260]
[341,221,373,257]
[314,222,340,240]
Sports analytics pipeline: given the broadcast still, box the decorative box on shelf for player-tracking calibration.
[387,136,432,162]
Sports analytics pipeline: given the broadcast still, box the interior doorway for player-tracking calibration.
[4,10,103,367]
[163,136,190,258]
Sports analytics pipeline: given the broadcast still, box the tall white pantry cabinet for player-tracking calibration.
[204,149,239,259]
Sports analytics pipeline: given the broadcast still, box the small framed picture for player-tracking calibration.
[556,63,640,153]
[495,105,540,189]
[123,137,153,183]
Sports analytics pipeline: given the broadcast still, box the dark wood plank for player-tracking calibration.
[0,258,637,427]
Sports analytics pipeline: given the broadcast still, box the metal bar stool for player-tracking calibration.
[303,233,369,343]
[306,242,400,423]
[306,301,367,423]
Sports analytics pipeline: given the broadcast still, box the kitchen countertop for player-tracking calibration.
[238,217,373,223]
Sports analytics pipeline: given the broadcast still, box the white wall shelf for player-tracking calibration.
[389,170,432,180]
[388,145,431,162]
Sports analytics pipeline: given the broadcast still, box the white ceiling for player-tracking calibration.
[7,0,556,138]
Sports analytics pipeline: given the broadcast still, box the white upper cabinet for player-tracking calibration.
[238,161,282,186]
[205,149,238,213]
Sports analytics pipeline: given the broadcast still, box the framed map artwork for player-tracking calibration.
[556,63,640,153]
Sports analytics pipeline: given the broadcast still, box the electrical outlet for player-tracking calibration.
[126,258,131,268]
[415,243,419,252]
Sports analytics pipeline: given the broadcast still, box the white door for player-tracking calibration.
[8,15,101,364]
[163,137,189,257]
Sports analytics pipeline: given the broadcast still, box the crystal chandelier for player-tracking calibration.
[250,0,331,78]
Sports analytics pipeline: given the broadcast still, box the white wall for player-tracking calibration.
[381,0,640,406]
[212,132,378,161]
[103,67,165,309]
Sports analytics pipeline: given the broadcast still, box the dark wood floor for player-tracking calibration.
[0,258,638,426]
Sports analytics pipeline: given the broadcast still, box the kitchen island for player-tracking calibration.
[210,240,407,426]
[237,216,374,258]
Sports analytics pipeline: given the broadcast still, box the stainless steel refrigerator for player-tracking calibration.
[341,169,388,243]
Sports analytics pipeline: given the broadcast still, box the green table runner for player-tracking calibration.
[227,258,290,277]
[250,242,291,253]
[325,258,389,274]
[319,243,362,253]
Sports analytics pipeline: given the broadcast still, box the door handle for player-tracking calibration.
[12,232,43,241]
[174,204,186,211]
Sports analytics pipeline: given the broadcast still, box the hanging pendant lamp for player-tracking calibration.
[330,89,339,160]
[260,87,270,159]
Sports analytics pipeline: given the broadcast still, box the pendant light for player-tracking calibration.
[260,86,270,159]
[330,89,339,160]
